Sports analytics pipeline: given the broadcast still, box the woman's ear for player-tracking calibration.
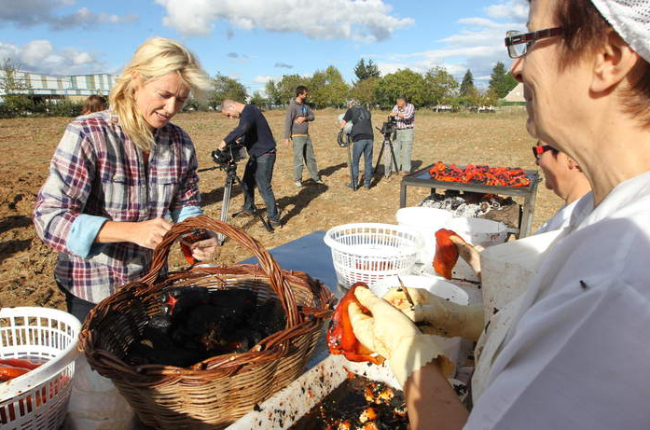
[567,156,581,171]
[591,30,640,94]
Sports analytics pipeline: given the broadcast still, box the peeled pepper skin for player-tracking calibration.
[327,283,385,365]
[433,228,465,279]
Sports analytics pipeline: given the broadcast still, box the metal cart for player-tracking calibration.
[399,164,541,238]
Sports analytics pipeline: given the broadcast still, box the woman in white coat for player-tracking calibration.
[348,1,650,429]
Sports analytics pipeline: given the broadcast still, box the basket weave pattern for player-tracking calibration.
[79,216,334,429]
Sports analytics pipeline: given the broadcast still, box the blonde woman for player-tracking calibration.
[34,37,217,321]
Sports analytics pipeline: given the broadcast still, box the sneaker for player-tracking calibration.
[345,182,358,190]
[294,181,302,188]
[364,183,371,190]
[313,179,325,185]
[268,219,282,228]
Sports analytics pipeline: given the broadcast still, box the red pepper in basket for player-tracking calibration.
[0,358,42,370]
[0,367,30,381]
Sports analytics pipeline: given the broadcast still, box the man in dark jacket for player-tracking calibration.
[218,99,280,227]
[340,99,374,190]
[283,85,323,187]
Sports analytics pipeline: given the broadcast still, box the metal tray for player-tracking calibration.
[225,355,399,430]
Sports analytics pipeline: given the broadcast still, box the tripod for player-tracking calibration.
[373,130,400,179]
[199,158,273,245]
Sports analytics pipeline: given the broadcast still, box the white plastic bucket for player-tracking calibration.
[373,275,469,367]
[396,207,454,265]
[444,217,508,248]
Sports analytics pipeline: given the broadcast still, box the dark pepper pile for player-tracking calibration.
[429,162,531,187]
[125,287,286,368]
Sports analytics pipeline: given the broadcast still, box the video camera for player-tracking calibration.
[379,116,398,136]
[211,138,246,171]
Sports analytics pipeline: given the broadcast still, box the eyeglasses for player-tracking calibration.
[505,27,563,59]
[532,143,554,160]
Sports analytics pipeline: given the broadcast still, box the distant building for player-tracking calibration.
[0,70,117,102]
[502,82,525,105]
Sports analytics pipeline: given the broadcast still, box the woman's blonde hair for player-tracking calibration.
[109,37,212,150]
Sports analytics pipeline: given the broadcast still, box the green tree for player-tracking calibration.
[488,61,518,99]
[0,59,34,117]
[423,66,459,106]
[459,69,475,97]
[350,77,379,108]
[309,65,349,108]
[375,69,427,108]
[276,74,310,104]
[265,80,282,106]
[209,73,248,108]
[249,91,268,108]
[353,58,381,82]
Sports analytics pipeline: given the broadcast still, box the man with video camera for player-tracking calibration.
[390,96,415,175]
[340,99,374,190]
[217,99,281,227]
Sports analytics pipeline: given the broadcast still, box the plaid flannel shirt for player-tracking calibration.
[391,103,415,129]
[33,110,202,303]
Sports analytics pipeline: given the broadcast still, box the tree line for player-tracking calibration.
[0,57,519,117]
[203,59,518,111]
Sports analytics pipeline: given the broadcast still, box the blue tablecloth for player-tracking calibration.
[239,230,340,296]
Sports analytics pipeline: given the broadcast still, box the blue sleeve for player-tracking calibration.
[170,205,203,223]
[67,214,109,258]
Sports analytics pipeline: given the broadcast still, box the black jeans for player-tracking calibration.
[56,280,95,323]
[243,151,279,221]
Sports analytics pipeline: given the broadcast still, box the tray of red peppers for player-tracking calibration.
[429,162,532,187]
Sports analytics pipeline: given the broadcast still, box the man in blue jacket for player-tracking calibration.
[218,99,280,227]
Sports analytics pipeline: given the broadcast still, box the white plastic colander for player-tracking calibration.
[324,223,421,288]
[0,307,81,430]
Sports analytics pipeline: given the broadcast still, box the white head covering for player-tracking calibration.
[590,0,650,63]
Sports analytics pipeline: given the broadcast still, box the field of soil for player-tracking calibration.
[0,108,561,309]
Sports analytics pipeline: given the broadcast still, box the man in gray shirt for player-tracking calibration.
[284,85,323,187]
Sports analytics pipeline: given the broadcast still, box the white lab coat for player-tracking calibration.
[534,198,580,234]
[466,170,650,429]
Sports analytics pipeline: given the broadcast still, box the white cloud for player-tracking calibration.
[0,0,139,30]
[367,0,528,87]
[252,75,274,84]
[154,0,413,42]
[485,0,529,22]
[0,40,107,75]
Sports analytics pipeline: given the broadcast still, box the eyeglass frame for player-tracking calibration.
[532,142,556,160]
[505,27,563,59]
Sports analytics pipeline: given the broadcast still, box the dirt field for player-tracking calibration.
[0,108,561,309]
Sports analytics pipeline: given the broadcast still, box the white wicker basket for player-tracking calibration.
[0,307,81,430]
[324,223,421,288]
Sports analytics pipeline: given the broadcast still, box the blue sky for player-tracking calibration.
[0,0,528,94]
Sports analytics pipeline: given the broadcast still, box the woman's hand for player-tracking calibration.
[131,218,172,249]
[348,287,454,386]
[187,232,219,261]
[97,218,172,249]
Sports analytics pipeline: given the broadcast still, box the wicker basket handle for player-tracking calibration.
[140,215,300,326]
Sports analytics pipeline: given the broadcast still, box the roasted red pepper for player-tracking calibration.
[179,230,211,265]
[429,162,531,187]
[433,228,467,279]
[0,367,30,381]
[0,359,41,370]
[327,283,385,365]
